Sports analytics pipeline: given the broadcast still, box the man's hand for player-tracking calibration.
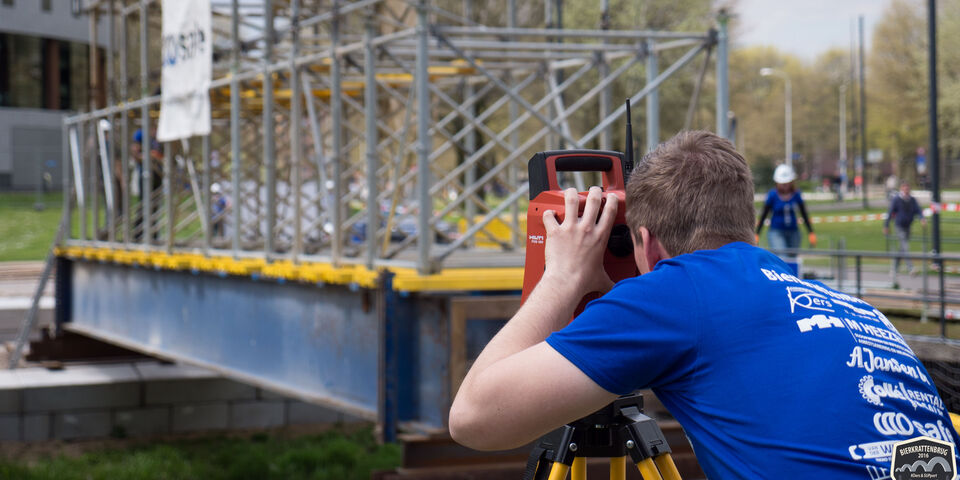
[541,187,618,298]
[448,186,620,451]
[883,226,890,236]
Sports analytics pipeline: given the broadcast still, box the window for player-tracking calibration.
[7,35,43,108]
[41,0,51,12]
[0,35,8,106]
[1,0,13,7]
[0,33,92,111]
[68,42,90,110]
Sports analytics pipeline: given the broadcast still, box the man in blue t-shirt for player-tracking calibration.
[448,131,957,479]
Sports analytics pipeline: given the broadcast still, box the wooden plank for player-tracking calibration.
[448,295,521,397]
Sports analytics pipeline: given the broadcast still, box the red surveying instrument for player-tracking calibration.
[521,101,638,313]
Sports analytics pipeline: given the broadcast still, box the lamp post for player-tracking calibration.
[760,67,793,167]
[839,83,847,199]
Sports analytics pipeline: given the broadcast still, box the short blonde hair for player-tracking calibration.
[625,131,755,256]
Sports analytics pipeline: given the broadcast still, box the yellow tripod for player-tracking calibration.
[523,394,682,480]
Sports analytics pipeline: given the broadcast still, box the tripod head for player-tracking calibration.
[522,393,679,480]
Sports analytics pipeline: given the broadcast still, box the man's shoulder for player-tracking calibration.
[645,243,764,284]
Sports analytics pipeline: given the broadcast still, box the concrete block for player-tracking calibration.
[172,403,228,433]
[230,401,285,429]
[23,383,140,412]
[0,389,20,414]
[146,379,256,405]
[23,414,50,442]
[257,388,287,401]
[286,401,344,425]
[0,370,23,390]
[16,364,139,388]
[0,414,21,441]
[114,407,171,438]
[134,362,219,382]
[54,411,112,440]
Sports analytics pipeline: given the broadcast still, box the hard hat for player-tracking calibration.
[773,164,797,184]
[211,182,221,194]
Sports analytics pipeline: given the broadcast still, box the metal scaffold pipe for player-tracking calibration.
[264,0,277,257]
[58,0,726,275]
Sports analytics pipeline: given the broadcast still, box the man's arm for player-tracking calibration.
[795,195,813,234]
[448,187,620,451]
[756,201,771,235]
[884,197,898,233]
[912,197,926,224]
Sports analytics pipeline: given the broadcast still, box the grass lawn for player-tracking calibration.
[891,317,960,338]
[7,191,960,261]
[0,192,64,262]
[0,428,400,480]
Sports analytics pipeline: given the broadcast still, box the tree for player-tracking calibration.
[867,0,927,184]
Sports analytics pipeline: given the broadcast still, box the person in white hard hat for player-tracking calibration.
[756,164,816,264]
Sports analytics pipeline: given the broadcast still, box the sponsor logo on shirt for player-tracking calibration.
[866,465,893,480]
[796,314,844,332]
[865,465,890,480]
[787,286,833,313]
[891,436,956,480]
[847,346,931,385]
[833,298,879,319]
[858,375,944,414]
[872,411,955,444]
[760,268,869,306]
[849,439,898,462]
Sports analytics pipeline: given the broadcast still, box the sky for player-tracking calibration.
[733,0,891,61]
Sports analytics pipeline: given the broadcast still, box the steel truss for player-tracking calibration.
[63,0,729,274]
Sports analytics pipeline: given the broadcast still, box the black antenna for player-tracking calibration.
[624,99,634,178]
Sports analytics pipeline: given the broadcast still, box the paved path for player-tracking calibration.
[0,261,54,344]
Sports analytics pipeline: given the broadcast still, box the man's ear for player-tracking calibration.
[637,227,668,272]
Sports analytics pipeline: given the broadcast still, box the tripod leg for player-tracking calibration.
[610,456,626,480]
[653,455,682,480]
[571,457,586,480]
[636,458,663,480]
[548,462,570,480]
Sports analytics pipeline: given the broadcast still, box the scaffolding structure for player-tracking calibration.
[62,0,730,275]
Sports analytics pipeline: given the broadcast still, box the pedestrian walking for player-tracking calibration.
[884,181,926,287]
[756,164,816,272]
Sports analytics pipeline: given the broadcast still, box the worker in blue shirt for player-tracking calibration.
[449,131,957,479]
[756,164,817,264]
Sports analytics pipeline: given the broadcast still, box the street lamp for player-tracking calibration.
[760,67,793,167]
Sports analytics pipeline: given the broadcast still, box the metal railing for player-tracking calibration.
[773,246,960,340]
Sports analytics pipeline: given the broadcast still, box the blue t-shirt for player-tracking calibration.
[765,189,804,231]
[547,242,957,479]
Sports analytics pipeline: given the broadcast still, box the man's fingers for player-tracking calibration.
[562,188,579,226]
[581,187,603,224]
[543,209,559,232]
[597,193,618,232]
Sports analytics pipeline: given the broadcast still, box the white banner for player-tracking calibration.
[157,0,212,142]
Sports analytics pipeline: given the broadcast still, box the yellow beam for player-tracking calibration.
[55,246,522,293]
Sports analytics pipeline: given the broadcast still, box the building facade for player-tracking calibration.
[0,0,106,190]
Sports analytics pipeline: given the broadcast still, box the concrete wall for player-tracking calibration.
[0,2,108,47]
[0,0,108,190]
[0,108,66,190]
[0,361,362,442]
